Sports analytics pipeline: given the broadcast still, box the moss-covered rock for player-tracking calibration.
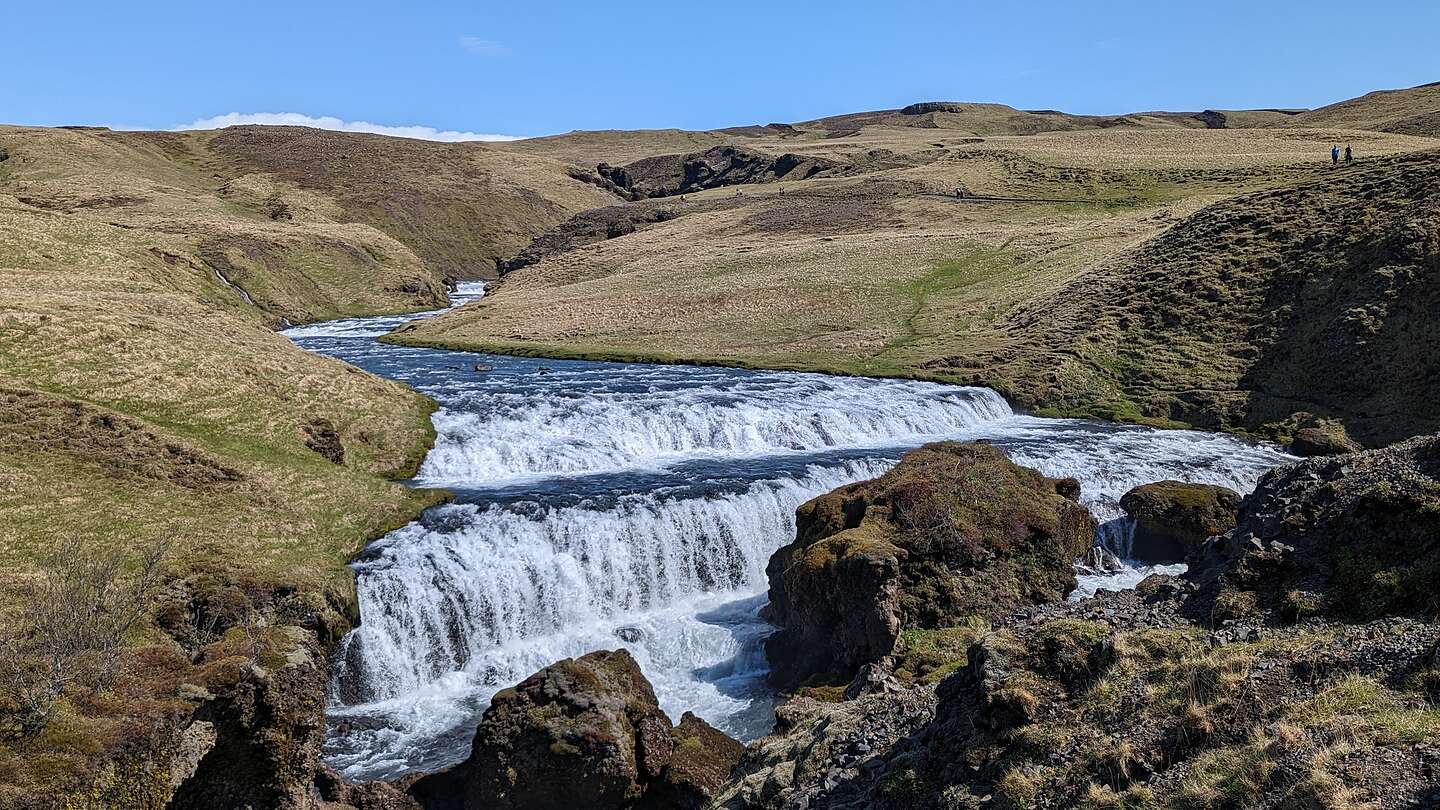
[407,650,741,810]
[764,441,1097,688]
[1289,424,1364,457]
[1119,481,1241,563]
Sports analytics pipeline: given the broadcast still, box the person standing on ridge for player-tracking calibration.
[1332,145,1340,165]
[1345,144,1353,163]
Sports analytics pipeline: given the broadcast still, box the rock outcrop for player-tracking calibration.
[1118,480,1241,563]
[763,441,1097,688]
[1289,423,1363,457]
[596,146,838,199]
[899,102,968,116]
[407,650,741,810]
[1190,432,1440,621]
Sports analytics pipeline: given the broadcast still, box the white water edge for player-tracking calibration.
[285,282,1294,781]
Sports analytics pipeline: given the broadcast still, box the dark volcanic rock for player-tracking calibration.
[900,102,967,115]
[1118,480,1241,563]
[498,203,683,275]
[408,650,741,810]
[650,712,746,810]
[597,145,838,199]
[763,441,1097,688]
[1191,109,1228,128]
[1190,433,1440,621]
[720,437,1440,810]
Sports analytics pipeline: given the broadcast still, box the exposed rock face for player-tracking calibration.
[596,146,838,199]
[161,607,348,810]
[1191,109,1228,128]
[899,102,967,115]
[1289,423,1363,457]
[407,650,741,810]
[496,202,683,275]
[1118,480,1241,563]
[763,441,1097,688]
[1190,432,1440,621]
[316,764,421,809]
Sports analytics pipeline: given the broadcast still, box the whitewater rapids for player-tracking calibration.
[286,283,1292,780]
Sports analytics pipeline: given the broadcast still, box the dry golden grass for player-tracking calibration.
[400,113,1440,441]
[1283,81,1440,135]
[0,121,620,598]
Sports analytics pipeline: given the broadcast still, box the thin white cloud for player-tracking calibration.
[167,112,525,142]
[459,36,509,56]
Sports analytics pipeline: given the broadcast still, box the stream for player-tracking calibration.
[284,282,1293,782]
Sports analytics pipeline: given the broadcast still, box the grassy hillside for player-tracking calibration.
[396,106,1440,445]
[1283,81,1440,136]
[0,124,615,802]
[954,150,1440,445]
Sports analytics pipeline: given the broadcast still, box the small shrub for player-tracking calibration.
[0,540,164,740]
[1280,590,1324,623]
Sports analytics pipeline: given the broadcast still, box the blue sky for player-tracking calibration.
[5,1,1437,139]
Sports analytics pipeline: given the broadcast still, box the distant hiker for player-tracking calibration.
[1344,145,1353,163]
[955,186,964,199]
[1331,145,1340,165]
[779,186,784,196]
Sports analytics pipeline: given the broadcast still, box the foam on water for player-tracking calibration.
[285,289,1295,782]
[418,377,1015,485]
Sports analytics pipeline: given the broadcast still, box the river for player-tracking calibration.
[284,283,1292,782]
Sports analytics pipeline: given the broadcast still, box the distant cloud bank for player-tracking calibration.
[169,112,525,142]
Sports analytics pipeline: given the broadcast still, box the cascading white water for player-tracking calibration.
[287,287,1295,782]
[324,460,892,778]
[336,461,894,699]
[417,376,1015,485]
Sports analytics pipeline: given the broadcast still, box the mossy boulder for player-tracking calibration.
[649,712,746,810]
[1118,481,1241,563]
[764,441,1097,689]
[407,650,740,810]
[1190,433,1440,621]
[1290,424,1364,457]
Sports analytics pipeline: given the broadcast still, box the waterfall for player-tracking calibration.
[333,460,889,704]
[418,380,1014,486]
[285,298,1294,782]
[324,459,891,779]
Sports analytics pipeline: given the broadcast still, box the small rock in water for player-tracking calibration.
[615,626,645,643]
[474,362,493,373]
[1078,545,1125,575]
